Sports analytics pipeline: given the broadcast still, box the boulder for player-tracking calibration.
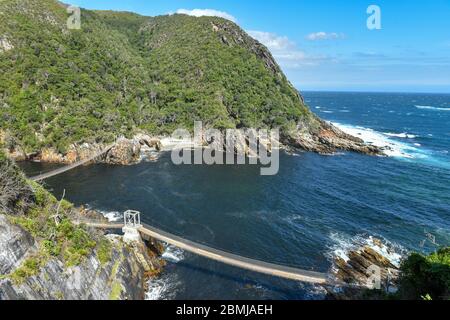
[105,138,141,165]
[327,237,402,299]
[40,148,64,163]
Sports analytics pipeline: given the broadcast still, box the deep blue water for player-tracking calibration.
[20,92,450,300]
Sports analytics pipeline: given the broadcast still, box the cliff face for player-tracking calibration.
[0,216,151,300]
[0,155,164,300]
[0,0,380,159]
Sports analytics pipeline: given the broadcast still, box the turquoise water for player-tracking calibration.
[20,92,450,299]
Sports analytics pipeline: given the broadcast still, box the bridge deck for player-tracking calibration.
[78,220,328,284]
[139,223,327,284]
[30,144,115,181]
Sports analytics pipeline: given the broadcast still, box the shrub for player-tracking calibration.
[58,219,96,267]
[10,255,46,284]
[398,247,450,300]
[0,154,34,215]
[97,239,113,266]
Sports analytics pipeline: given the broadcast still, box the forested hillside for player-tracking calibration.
[0,0,377,157]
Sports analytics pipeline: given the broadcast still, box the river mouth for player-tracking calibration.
[17,92,450,299]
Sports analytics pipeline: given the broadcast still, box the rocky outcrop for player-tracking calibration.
[5,135,163,165]
[103,135,162,165]
[0,214,164,300]
[0,150,166,300]
[327,237,401,300]
[0,215,36,276]
[104,138,141,165]
[288,117,382,156]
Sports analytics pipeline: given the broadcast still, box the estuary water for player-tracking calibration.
[20,92,450,299]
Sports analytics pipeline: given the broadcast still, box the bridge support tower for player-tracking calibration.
[122,210,142,243]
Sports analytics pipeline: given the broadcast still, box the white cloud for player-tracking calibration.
[275,52,333,68]
[306,32,345,41]
[247,30,294,50]
[273,52,306,61]
[247,30,332,68]
[175,9,237,22]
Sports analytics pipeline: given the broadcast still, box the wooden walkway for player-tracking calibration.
[30,144,115,181]
[78,219,328,285]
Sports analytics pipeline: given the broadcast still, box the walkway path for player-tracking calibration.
[78,219,328,284]
[30,143,115,181]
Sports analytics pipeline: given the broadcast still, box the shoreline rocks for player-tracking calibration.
[288,118,382,156]
[5,135,163,166]
[3,119,383,166]
[326,237,402,300]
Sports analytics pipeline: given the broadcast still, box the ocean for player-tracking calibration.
[20,92,450,300]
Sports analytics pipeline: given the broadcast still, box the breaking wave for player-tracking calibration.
[415,105,450,111]
[145,273,181,300]
[331,122,422,159]
[161,245,185,263]
[100,211,122,222]
[145,245,185,300]
[327,233,406,268]
[83,205,122,222]
[383,132,417,139]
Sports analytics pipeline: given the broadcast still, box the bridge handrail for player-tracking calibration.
[72,215,335,284]
[138,222,328,284]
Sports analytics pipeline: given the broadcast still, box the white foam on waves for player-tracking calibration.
[99,210,122,222]
[328,233,406,268]
[383,132,416,139]
[331,122,422,159]
[145,273,181,300]
[83,205,122,222]
[145,244,185,300]
[415,105,450,111]
[162,245,185,263]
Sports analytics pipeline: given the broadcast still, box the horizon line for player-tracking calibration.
[299,89,450,95]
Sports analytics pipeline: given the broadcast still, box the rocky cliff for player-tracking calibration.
[0,215,159,300]
[0,155,164,300]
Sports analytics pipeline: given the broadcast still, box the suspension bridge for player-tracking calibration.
[30,143,116,182]
[74,211,329,285]
[29,144,332,285]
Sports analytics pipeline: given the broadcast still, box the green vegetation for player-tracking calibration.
[10,255,46,284]
[0,151,34,214]
[0,0,312,154]
[97,238,113,266]
[12,204,97,269]
[397,247,450,300]
[1,154,100,282]
[109,281,123,300]
[108,249,124,300]
[357,247,450,300]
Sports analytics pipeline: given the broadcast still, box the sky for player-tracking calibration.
[67,0,450,93]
